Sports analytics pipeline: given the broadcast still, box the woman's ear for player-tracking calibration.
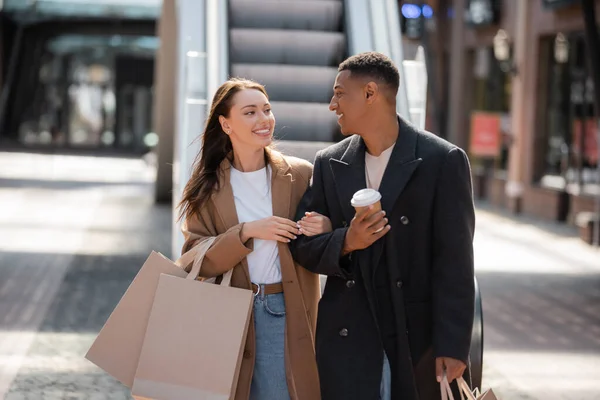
[218,115,231,135]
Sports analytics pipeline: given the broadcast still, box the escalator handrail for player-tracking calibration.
[206,0,229,102]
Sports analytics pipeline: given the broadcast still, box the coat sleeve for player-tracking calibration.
[181,209,253,278]
[431,147,476,364]
[289,152,351,278]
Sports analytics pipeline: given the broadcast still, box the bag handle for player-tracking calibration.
[456,377,478,400]
[440,373,455,400]
[174,237,233,286]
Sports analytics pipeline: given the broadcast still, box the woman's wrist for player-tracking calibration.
[240,222,253,243]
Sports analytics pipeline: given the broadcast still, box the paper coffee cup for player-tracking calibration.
[351,188,382,215]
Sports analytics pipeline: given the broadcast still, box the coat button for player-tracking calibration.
[243,350,252,359]
[396,280,403,288]
[339,328,349,337]
[400,216,409,225]
[346,280,355,288]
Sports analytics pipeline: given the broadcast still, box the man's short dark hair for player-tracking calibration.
[338,52,400,96]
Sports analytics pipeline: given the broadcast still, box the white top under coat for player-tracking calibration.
[365,143,395,190]
[230,165,282,284]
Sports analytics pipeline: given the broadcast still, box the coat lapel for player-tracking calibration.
[378,118,422,213]
[330,134,367,225]
[212,158,240,230]
[329,135,381,316]
[268,149,292,220]
[267,151,295,281]
[372,118,422,273]
[211,158,252,286]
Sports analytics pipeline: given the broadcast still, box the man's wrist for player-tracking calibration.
[341,233,354,256]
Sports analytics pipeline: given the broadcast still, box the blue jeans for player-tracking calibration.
[380,352,392,400]
[249,291,290,400]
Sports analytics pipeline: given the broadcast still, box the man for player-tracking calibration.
[291,52,475,400]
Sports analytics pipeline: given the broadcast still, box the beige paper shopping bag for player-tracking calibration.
[457,377,498,400]
[441,376,498,400]
[131,244,253,400]
[85,240,213,388]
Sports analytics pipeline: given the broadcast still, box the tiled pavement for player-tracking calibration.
[0,152,169,400]
[0,151,599,399]
[473,206,600,400]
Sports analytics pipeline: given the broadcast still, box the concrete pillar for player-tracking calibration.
[505,0,532,213]
[428,0,450,137]
[153,0,178,203]
[446,0,468,149]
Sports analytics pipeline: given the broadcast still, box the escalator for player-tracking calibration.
[228,0,345,159]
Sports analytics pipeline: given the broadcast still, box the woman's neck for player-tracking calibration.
[231,147,266,172]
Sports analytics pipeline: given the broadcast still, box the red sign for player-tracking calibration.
[573,119,599,164]
[469,112,501,157]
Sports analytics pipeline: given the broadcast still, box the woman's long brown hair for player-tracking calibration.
[177,78,269,222]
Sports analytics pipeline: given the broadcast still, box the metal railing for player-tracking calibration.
[171,0,228,257]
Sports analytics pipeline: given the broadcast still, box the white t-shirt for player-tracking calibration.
[230,165,282,284]
[365,143,395,190]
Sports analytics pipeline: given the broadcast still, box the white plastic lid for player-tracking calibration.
[350,188,382,208]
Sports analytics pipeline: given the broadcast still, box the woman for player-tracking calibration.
[178,78,330,400]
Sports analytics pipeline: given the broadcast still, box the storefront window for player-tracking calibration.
[541,33,598,196]
[10,34,157,152]
[468,46,512,173]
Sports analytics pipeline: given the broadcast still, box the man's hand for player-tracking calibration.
[436,357,466,383]
[342,206,390,255]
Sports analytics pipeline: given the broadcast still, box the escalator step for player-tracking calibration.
[229,0,343,32]
[230,29,345,67]
[231,64,338,103]
[270,101,338,142]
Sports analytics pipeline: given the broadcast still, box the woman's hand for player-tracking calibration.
[298,212,332,237]
[240,216,301,243]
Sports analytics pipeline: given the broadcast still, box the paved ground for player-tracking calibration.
[0,152,598,399]
[474,204,600,400]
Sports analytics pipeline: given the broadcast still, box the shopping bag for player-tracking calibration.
[85,239,214,387]
[131,239,253,400]
[441,375,498,400]
[457,376,498,400]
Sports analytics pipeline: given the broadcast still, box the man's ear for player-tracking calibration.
[364,81,378,104]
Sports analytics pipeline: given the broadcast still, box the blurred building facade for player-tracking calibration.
[0,0,597,229]
[415,0,600,225]
[0,0,159,154]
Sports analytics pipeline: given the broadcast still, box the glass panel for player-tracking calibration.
[2,0,161,20]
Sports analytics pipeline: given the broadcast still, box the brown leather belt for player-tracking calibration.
[251,282,284,296]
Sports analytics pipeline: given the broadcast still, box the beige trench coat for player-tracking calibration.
[181,149,321,400]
